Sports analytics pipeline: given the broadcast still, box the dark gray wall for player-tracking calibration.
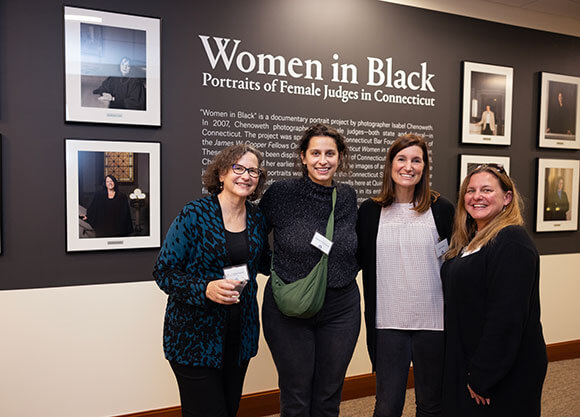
[0,0,578,290]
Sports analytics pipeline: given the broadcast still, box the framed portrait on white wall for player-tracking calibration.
[536,158,579,232]
[462,62,513,145]
[65,139,161,252]
[459,154,511,187]
[538,72,580,149]
[64,7,161,126]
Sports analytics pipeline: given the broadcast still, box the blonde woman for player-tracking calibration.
[441,164,547,416]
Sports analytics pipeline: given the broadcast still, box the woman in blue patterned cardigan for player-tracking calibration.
[154,144,269,417]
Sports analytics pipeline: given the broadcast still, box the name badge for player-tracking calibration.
[311,231,333,255]
[223,264,250,282]
[435,239,449,258]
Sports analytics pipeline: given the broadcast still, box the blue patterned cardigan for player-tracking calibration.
[153,195,269,368]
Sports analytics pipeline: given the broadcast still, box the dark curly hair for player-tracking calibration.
[296,123,350,175]
[202,144,267,201]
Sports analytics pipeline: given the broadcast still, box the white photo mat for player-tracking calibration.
[65,139,161,251]
[536,158,579,232]
[462,62,513,145]
[459,154,511,186]
[538,72,580,150]
[64,7,161,126]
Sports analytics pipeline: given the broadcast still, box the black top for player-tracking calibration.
[85,190,134,238]
[93,76,146,110]
[224,228,249,317]
[259,175,359,288]
[356,195,455,370]
[441,225,547,416]
[225,228,250,266]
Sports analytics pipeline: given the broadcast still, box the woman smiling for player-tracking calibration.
[441,164,547,416]
[357,134,454,417]
[260,123,360,416]
[154,144,269,417]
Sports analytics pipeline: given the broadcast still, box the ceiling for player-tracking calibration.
[484,0,580,19]
[380,0,580,37]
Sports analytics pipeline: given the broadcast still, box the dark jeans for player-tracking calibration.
[263,279,361,417]
[170,307,248,417]
[374,329,444,417]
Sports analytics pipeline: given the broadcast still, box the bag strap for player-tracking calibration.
[271,187,338,269]
[325,187,337,241]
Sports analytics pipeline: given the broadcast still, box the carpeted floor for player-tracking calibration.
[265,358,580,416]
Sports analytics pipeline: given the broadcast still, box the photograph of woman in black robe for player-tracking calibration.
[92,57,146,110]
[82,175,134,238]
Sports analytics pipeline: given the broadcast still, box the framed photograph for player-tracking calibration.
[64,7,161,126]
[459,154,511,186]
[462,62,513,145]
[536,158,579,232]
[538,72,580,149]
[65,139,161,252]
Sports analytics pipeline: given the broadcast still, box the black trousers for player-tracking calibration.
[374,329,444,417]
[263,279,361,417]
[170,307,248,417]
[482,123,493,135]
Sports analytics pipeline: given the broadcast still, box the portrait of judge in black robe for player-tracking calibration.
[546,83,577,139]
[82,175,134,238]
[93,57,146,111]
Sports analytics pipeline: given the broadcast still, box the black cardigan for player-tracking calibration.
[356,195,454,369]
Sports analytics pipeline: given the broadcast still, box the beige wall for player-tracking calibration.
[0,254,578,417]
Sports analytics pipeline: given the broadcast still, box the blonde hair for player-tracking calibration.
[446,165,524,259]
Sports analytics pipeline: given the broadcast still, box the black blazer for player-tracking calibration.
[356,194,454,369]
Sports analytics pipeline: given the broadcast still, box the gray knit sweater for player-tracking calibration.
[259,175,359,288]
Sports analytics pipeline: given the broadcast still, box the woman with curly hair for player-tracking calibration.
[154,144,269,417]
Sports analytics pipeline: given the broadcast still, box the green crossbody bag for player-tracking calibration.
[270,188,336,318]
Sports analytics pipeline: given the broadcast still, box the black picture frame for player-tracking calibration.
[65,139,161,252]
[538,72,580,149]
[536,158,579,232]
[462,61,513,145]
[64,6,161,126]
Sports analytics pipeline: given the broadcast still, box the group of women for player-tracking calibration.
[153,123,547,417]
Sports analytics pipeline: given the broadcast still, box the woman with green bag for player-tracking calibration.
[259,123,360,417]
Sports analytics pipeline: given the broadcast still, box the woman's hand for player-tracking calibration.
[205,279,240,305]
[467,384,490,405]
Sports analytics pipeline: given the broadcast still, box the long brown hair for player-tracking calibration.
[374,133,438,212]
[446,164,523,259]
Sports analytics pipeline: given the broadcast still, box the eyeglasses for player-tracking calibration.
[232,164,262,178]
[474,163,506,174]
